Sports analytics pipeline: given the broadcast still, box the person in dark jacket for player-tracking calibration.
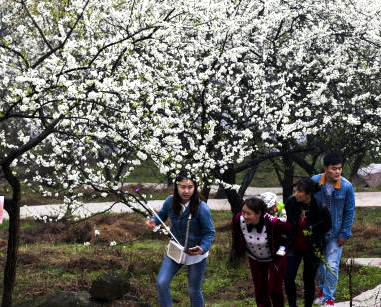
[284,178,331,307]
[232,197,292,307]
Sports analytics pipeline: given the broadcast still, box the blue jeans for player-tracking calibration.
[156,256,207,307]
[317,239,343,303]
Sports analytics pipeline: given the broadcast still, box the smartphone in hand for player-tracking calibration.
[187,246,202,255]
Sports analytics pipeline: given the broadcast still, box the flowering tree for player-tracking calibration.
[0,0,183,304]
[2,0,381,304]
[127,0,381,210]
[258,0,381,194]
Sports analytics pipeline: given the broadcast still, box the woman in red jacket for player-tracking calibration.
[232,197,292,307]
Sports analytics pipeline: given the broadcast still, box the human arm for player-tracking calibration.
[308,203,331,233]
[285,196,299,244]
[285,196,298,226]
[196,203,216,254]
[273,216,293,235]
[151,196,172,226]
[320,206,332,233]
[338,183,355,244]
[337,238,346,246]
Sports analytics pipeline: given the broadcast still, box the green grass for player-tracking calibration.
[0,219,8,231]
[0,208,379,306]
[0,182,172,207]
[0,219,39,232]
[355,186,381,192]
[125,157,304,187]
[206,298,255,306]
[344,207,381,257]
[337,265,381,301]
[120,240,163,251]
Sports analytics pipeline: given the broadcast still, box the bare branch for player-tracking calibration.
[0,114,64,166]
[0,44,30,68]
[32,0,91,69]
[22,1,53,51]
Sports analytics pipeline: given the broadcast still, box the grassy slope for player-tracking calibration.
[0,208,380,306]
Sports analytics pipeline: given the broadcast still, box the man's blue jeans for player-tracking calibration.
[156,256,207,307]
[317,239,343,303]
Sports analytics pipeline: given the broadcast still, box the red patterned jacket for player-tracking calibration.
[232,212,292,261]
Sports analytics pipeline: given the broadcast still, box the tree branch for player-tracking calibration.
[22,1,53,51]
[234,147,313,173]
[0,115,64,166]
[31,0,91,69]
[0,44,30,68]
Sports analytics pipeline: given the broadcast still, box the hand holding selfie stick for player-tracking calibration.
[144,201,182,246]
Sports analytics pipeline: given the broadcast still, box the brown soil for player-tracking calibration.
[0,209,379,306]
[352,223,381,237]
[0,213,160,306]
[0,213,155,245]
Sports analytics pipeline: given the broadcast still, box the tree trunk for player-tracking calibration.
[200,186,210,202]
[215,168,236,199]
[2,165,21,307]
[349,152,365,181]
[291,153,316,176]
[282,155,294,202]
[224,189,244,216]
[225,188,244,266]
[238,165,258,198]
[214,185,226,199]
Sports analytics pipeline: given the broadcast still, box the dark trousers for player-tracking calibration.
[284,250,319,307]
[249,257,286,307]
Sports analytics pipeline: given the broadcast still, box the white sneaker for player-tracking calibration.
[313,297,322,305]
[313,288,323,305]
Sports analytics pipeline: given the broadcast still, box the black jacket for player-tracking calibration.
[285,195,331,253]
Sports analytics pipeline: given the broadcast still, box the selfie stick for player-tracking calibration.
[145,201,181,246]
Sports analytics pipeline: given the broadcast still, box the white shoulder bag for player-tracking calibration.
[146,202,191,264]
[166,214,191,264]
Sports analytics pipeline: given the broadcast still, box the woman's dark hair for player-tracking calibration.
[243,197,267,216]
[172,170,200,215]
[294,178,321,195]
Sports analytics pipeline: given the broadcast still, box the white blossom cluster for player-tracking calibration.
[1,0,381,216]
[126,0,381,183]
